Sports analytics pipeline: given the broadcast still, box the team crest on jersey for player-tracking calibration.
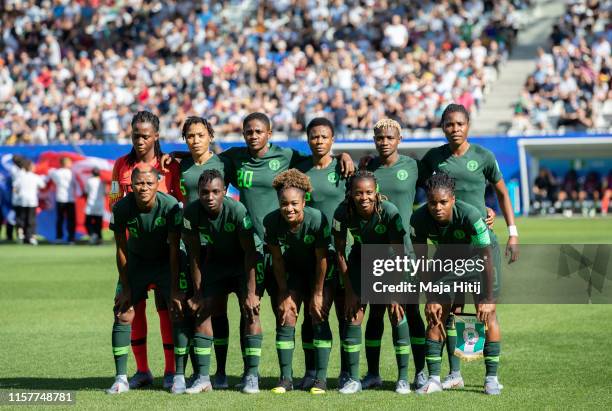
[269,159,281,171]
[453,229,466,239]
[467,160,479,172]
[327,172,339,183]
[396,169,409,181]
[154,216,166,227]
[224,222,236,232]
[375,224,387,234]
[304,234,315,244]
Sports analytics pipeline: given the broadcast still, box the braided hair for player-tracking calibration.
[424,172,456,196]
[272,169,312,198]
[182,116,215,142]
[127,111,163,166]
[198,169,224,189]
[344,170,387,221]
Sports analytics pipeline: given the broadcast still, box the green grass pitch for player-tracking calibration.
[1,217,612,410]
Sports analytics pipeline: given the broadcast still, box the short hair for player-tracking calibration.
[272,169,312,196]
[182,116,215,141]
[424,172,456,196]
[373,118,402,136]
[198,169,224,188]
[131,166,160,183]
[243,112,271,131]
[306,117,335,138]
[131,111,160,132]
[440,104,470,126]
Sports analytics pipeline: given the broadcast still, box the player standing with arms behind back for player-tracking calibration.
[419,103,518,390]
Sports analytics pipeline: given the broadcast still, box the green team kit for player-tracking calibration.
[179,154,227,203]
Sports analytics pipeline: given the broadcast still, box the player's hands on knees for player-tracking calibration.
[477,303,496,324]
[243,292,261,323]
[506,236,519,263]
[425,303,443,328]
[388,303,404,326]
[170,290,185,320]
[187,294,205,316]
[114,288,132,314]
[278,294,297,326]
[344,287,361,321]
[485,207,496,228]
[309,292,324,322]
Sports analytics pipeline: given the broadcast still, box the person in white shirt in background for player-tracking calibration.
[2,154,26,241]
[13,159,46,245]
[48,157,78,243]
[84,167,106,245]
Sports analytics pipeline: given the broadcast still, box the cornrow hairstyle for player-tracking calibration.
[131,165,160,183]
[424,172,456,196]
[127,111,163,166]
[344,170,387,222]
[182,116,215,141]
[272,169,312,197]
[243,112,271,131]
[440,103,470,127]
[198,169,225,189]
[306,117,335,138]
[373,118,402,137]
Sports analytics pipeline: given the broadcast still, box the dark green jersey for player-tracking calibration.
[410,200,491,248]
[220,144,308,241]
[419,144,503,218]
[332,200,405,260]
[366,154,418,228]
[110,191,182,260]
[178,154,227,204]
[182,196,254,266]
[295,157,348,227]
[264,206,330,269]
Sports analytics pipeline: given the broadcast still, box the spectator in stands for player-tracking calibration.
[84,167,105,245]
[48,157,77,243]
[13,159,45,245]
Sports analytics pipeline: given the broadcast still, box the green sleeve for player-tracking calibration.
[314,214,331,249]
[109,203,125,232]
[483,151,503,184]
[168,203,182,232]
[289,149,311,168]
[409,211,428,244]
[219,148,237,187]
[469,213,491,248]
[388,212,406,243]
[182,203,198,235]
[417,155,433,187]
[235,202,254,240]
[332,205,347,238]
[263,213,279,246]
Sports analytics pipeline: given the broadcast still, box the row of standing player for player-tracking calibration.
[106,105,519,395]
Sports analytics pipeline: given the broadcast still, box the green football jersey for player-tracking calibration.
[220,143,308,241]
[182,196,254,268]
[410,199,491,248]
[110,191,182,260]
[332,200,405,260]
[263,206,330,270]
[179,154,227,204]
[419,144,503,219]
[366,154,418,229]
[295,157,348,227]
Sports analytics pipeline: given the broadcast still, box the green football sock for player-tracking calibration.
[313,321,333,381]
[240,315,246,374]
[276,325,295,381]
[425,338,443,377]
[245,334,263,377]
[365,317,383,376]
[338,319,348,373]
[392,315,411,381]
[301,320,315,372]
[343,325,362,380]
[445,315,461,373]
[193,333,213,377]
[484,341,501,376]
[173,322,190,375]
[406,305,426,374]
[212,316,229,375]
[112,323,131,376]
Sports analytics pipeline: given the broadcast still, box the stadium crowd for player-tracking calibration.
[0,0,529,145]
[510,0,611,133]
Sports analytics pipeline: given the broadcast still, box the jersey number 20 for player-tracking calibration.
[237,169,254,188]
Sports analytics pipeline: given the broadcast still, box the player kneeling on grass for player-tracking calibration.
[332,171,412,395]
[265,170,335,395]
[411,173,502,396]
[181,169,261,394]
[107,166,182,394]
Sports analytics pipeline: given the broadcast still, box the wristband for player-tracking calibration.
[508,225,518,237]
